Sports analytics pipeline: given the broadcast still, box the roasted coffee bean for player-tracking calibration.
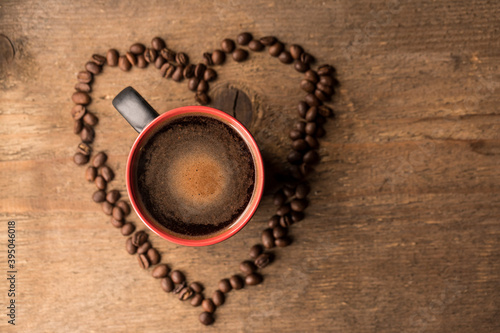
[297,101,308,118]
[106,190,120,204]
[151,37,166,51]
[221,38,235,53]
[278,51,293,64]
[300,52,314,64]
[300,163,314,177]
[188,77,200,91]
[232,48,248,62]
[121,222,135,236]
[195,92,210,105]
[300,79,316,93]
[72,91,91,105]
[197,79,208,93]
[254,253,271,269]
[85,61,101,75]
[260,36,277,45]
[91,54,106,66]
[245,272,263,285]
[111,206,123,220]
[280,214,293,227]
[194,63,206,79]
[152,264,170,278]
[110,217,124,228]
[295,183,311,199]
[294,121,307,133]
[190,282,204,293]
[118,55,131,71]
[316,125,326,138]
[249,244,263,259]
[315,89,330,102]
[262,228,275,249]
[319,75,334,86]
[161,276,174,292]
[160,62,171,77]
[305,122,317,135]
[102,201,113,215]
[160,48,176,62]
[199,312,214,326]
[294,60,309,73]
[237,32,253,45]
[144,48,157,63]
[116,201,130,216]
[92,152,107,168]
[132,230,148,246]
[175,52,189,66]
[136,55,147,68]
[211,50,225,65]
[290,44,304,60]
[268,215,280,228]
[289,129,304,140]
[164,64,175,78]
[240,260,256,275]
[71,104,86,120]
[273,190,286,206]
[106,49,119,66]
[83,112,98,126]
[86,166,97,182]
[218,279,232,293]
[138,254,150,269]
[305,70,319,83]
[183,64,195,78]
[155,55,166,69]
[276,237,292,247]
[179,287,194,301]
[126,237,137,254]
[273,225,287,239]
[230,275,244,290]
[292,139,308,151]
[269,42,284,57]
[290,165,303,180]
[77,71,93,83]
[172,66,184,82]
[248,39,264,51]
[317,82,334,95]
[317,64,336,76]
[136,240,151,254]
[73,119,83,134]
[202,299,216,313]
[171,270,185,284]
[277,203,291,216]
[190,293,204,307]
[147,248,160,265]
[287,150,303,165]
[305,107,318,122]
[73,152,88,165]
[99,165,114,182]
[173,282,186,294]
[291,210,305,222]
[303,150,320,164]
[203,68,217,82]
[203,52,213,66]
[316,114,327,126]
[125,52,137,65]
[92,190,106,203]
[75,82,91,93]
[213,290,225,306]
[283,183,296,197]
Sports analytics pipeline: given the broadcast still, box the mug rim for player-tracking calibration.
[126,106,265,246]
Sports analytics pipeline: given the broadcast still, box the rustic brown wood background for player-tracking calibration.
[1,0,499,332]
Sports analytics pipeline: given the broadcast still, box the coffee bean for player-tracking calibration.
[136,55,147,68]
[83,112,98,126]
[190,282,204,293]
[249,244,263,259]
[79,144,93,157]
[203,52,213,66]
[92,152,107,168]
[273,190,286,206]
[183,64,195,78]
[151,37,166,51]
[147,248,160,265]
[280,214,293,227]
[179,287,194,301]
[71,104,86,120]
[317,114,328,126]
[194,63,206,79]
[254,253,271,269]
[314,89,330,102]
[85,61,101,75]
[295,102,307,119]
[230,275,244,290]
[125,52,137,66]
[262,228,275,249]
[190,293,204,307]
[218,279,232,293]
[305,70,319,83]
[187,77,200,92]
[221,38,235,53]
[294,61,309,73]
[73,119,83,134]
[72,92,91,105]
[240,260,256,275]
[160,62,171,77]
[268,42,284,57]
[121,222,135,236]
[300,163,314,177]
[213,290,225,306]
[102,201,113,215]
[118,55,131,71]
[276,237,292,247]
[211,50,225,65]
[77,71,93,83]
[203,68,217,82]
[317,82,334,96]
[232,48,248,62]
[152,264,170,278]
[289,44,304,60]
[237,32,253,45]
[316,125,326,138]
[273,225,287,239]
[116,201,130,216]
[132,230,148,246]
[300,79,316,93]
[300,52,314,64]
[317,64,336,76]
[294,183,310,200]
[111,217,124,228]
[268,215,280,228]
[126,237,137,254]
[283,183,296,197]
[92,54,106,66]
[303,150,320,164]
[245,272,263,285]
[75,82,91,93]
[175,52,189,66]
[165,64,176,78]
[276,203,291,216]
[138,254,150,269]
[291,210,305,223]
[260,36,277,46]
[289,129,303,140]
[290,165,303,180]
[143,48,157,63]
[292,139,308,151]
[319,75,334,86]
[106,49,119,66]
[73,152,88,165]
[86,166,97,182]
[130,43,145,55]
[174,281,186,294]
[99,165,114,182]
[172,66,184,82]
[136,241,151,254]
[155,55,166,69]
[202,299,215,313]
[287,150,302,165]
[294,121,306,133]
[199,312,214,326]
[106,190,120,204]
[278,51,293,64]
[92,190,105,203]
[197,79,208,93]
[171,270,185,284]
[305,122,317,135]
[161,276,174,292]
[305,107,318,122]
[248,40,264,51]
[195,92,210,105]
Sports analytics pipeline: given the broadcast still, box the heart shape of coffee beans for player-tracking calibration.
[71,31,337,326]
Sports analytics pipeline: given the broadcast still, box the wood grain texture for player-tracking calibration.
[1,0,499,332]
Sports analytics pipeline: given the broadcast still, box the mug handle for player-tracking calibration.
[112,86,159,133]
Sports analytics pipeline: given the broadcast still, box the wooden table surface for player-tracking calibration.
[1,0,499,332]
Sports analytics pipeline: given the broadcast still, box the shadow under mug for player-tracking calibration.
[112,87,265,246]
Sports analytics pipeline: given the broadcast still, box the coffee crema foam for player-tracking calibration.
[135,115,255,238]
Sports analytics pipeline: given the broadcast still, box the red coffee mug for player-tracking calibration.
[113,87,264,246]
